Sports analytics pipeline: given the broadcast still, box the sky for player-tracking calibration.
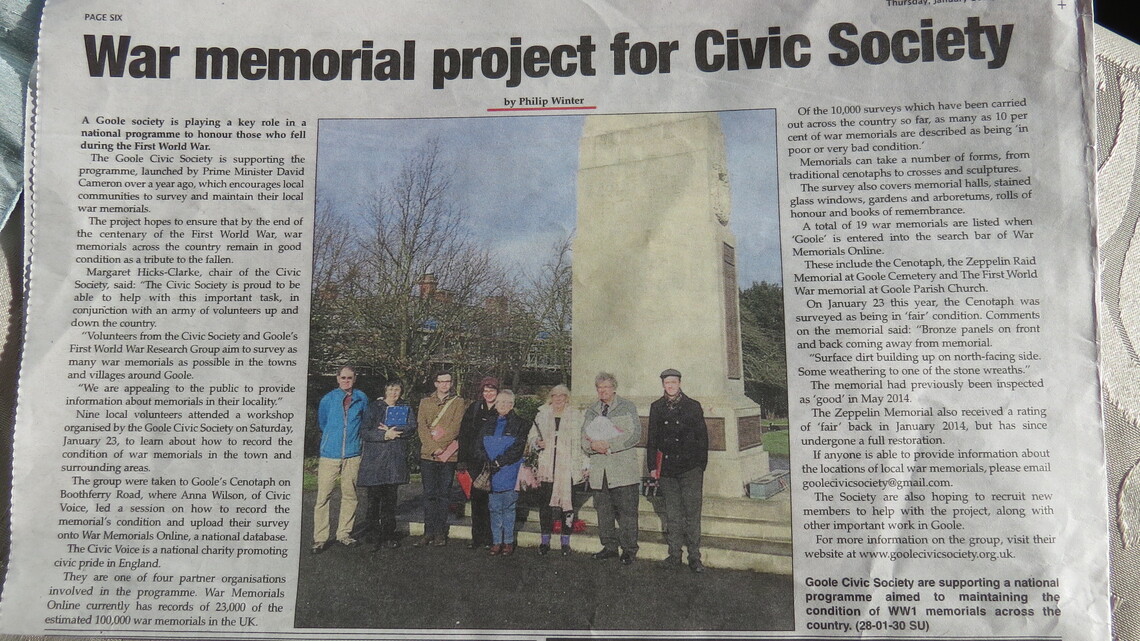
[315,110,781,287]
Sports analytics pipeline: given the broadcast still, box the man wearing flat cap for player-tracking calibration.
[646,368,710,573]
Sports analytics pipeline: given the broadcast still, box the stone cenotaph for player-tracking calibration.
[571,112,770,498]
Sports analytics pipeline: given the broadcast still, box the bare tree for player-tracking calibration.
[310,138,578,397]
[517,233,574,385]
[309,197,365,372]
[313,141,507,390]
[311,196,356,293]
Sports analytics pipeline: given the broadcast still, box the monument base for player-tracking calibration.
[699,399,771,498]
[707,447,771,498]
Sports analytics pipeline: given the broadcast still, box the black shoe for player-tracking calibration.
[561,544,571,556]
[311,542,329,555]
[413,535,432,547]
[351,531,376,545]
[538,544,550,556]
[620,551,635,566]
[465,540,477,549]
[592,549,619,560]
[689,560,706,574]
[661,555,683,568]
[385,539,400,549]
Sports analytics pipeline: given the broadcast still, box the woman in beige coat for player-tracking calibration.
[528,385,587,555]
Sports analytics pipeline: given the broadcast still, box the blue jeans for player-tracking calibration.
[421,460,456,538]
[488,490,519,545]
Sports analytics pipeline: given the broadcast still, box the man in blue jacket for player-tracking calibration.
[312,365,368,553]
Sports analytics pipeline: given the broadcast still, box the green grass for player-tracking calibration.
[303,457,319,491]
[762,429,789,458]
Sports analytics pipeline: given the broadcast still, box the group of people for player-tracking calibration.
[311,366,710,572]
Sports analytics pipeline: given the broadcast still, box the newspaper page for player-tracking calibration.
[2,0,1106,639]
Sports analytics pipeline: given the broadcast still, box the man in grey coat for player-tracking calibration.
[581,372,642,565]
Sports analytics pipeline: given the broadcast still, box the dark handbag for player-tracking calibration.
[641,450,663,496]
[640,476,660,497]
[472,464,491,492]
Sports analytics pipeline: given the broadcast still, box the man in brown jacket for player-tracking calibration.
[416,370,466,546]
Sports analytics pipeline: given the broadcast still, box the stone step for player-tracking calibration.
[573,494,792,544]
[390,484,793,574]
[702,493,793,521]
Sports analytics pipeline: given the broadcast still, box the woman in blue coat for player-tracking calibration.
[355,380,415,550]
[476,390,528,556]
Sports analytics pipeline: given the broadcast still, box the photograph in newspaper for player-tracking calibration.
[294,111,794,630]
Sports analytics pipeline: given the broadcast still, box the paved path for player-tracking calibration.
[296,487,794,631]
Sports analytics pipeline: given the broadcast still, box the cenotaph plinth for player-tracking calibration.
[571,112,770,498]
